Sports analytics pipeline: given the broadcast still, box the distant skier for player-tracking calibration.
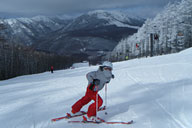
[51,66,54,73]
[67,61,114,122]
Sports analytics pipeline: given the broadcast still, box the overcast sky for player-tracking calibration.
[0,0,179,18]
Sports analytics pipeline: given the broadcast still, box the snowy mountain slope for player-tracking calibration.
[64,10,143,31]
[0,48,192,128]
[87,10,143,28]
[34,10,144,55]
[1,16,72,45]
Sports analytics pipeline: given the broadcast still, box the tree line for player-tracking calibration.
[0,41,87,80]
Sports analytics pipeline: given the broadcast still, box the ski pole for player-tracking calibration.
[96,86,98,118]
[105,84,108,115]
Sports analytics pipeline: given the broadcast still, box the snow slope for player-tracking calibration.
[0,48,192,128]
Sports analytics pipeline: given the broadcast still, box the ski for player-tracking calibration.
[51,111,86,122]
[68,120,133,125]
[51,106,106,122]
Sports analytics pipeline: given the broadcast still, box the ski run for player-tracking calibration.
[0,48,192,128]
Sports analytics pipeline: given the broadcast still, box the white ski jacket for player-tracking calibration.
[86,67,113,91]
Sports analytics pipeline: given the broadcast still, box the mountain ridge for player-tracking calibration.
[1,10,145,58]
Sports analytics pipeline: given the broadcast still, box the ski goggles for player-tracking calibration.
[103,67,112,71]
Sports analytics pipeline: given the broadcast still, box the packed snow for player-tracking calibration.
[0,48,192,128]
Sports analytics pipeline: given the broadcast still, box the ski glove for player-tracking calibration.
[93,79,100,85]
[112,74,115,79]
[89,79,100,90]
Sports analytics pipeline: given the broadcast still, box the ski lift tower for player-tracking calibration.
[149,25,158,57]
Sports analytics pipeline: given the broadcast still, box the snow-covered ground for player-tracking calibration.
[0,48,192,128]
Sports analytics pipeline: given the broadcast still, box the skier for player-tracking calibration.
[51,66,54,73]
[67,61,114,122]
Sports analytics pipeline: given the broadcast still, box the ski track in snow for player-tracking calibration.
[125,58,192,128]
[127,73,186,128]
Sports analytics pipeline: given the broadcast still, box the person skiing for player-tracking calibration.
[51,66,54,73]
[67,61,114,122]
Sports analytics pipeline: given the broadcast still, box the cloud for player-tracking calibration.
[0,0,179,18]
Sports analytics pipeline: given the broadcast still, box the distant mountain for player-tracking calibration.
[1,10,145,58]
[64,10,143,31]
[1,16,72,46]
[33,10,145,56]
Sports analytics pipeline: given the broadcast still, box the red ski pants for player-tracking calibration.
[71,84,103,117]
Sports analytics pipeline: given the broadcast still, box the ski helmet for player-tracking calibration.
[102,61,113,69]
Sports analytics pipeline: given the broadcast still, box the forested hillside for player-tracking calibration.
[109,0,192,61]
